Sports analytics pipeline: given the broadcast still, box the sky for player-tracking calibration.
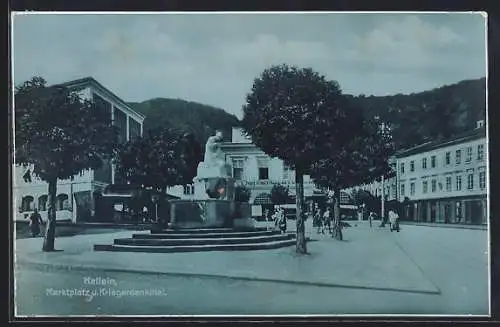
[12,12,487,119]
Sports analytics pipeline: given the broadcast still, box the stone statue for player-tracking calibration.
[203,130,225,168]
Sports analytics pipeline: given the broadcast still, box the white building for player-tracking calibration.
[395,122,487,224]
[13,77,145,222]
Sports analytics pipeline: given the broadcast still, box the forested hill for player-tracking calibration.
[346,77,486,150]
[128,77,486,151]
[128,98,241,145]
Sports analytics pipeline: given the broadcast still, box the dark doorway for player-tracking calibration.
[430,202,436,223]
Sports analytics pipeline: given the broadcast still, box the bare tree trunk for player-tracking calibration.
[42,178,57,251]
[295,170,307,254]
[333,187,343,241]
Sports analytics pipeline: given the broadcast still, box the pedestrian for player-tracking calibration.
[369,211,376,228]
[323,208,331,234]
[316,209,323,234]
[272,207,280,230]
[389,210,400,232]
[27,208,43,237]
[277,208,287,233]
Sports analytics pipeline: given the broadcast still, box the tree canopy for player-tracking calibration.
[115,127,203,192]
[270,184,290,205]
[242,64,358,173]
[310,116,396,192]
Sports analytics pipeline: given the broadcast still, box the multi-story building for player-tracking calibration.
[395,121,487,225]
[13,77,145,222]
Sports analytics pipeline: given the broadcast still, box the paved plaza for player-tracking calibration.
[14,221,489,316]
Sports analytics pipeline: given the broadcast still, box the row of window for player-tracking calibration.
[20,194,70,212]
[231,157,293,181]
[400,171,486,197]
[400,144,485,174]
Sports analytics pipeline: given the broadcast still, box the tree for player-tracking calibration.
[242,64,353,254]
[235,185,251,203]
[270,184,289,206]
[311,115,395,240]
[115,128,202,226]
[14,77,118,251]
[115,127,202,202]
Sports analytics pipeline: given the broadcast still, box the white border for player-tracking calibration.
[10,11,490,318]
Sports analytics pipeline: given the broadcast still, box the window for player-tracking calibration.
[410,182,415,196]
[259,168,269,180]
[400,163,405,174]
[21,196,34,212]
[456,150,461,164]
[456,175,462,191]
[431,180,436,192]
[446,177,452,191]
[56,194,69,211]
[445,152,451,165]
[257,157,269,180]
[422,157,427,169]
[183,184,194,195]
[479,171,486,189]
[431,155,436,168]
[38,195,48,211]
[467,173,474,190]
[283,164,293,181]
[410,160,415,172]
[400,183,405,197]
[477,144,484,161]
[466,146,472,162]
[423,181,428,194]
[392,185,397,198]
[232,158,244,180]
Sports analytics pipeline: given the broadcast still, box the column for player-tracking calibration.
[126,115,130,142]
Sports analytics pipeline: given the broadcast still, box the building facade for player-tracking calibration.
[395,124,487,225]
[13,77,145,222]
[171,128,325,210]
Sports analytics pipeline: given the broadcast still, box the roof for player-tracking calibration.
[395,127,486,158]
[54,77,146,121]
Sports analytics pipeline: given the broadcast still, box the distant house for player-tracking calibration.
[13,77,145,223]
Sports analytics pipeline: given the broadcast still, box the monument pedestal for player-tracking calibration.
[169,134,255,230]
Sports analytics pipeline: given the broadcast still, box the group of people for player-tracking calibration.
[313,206,333,235]
[266,207,287,233]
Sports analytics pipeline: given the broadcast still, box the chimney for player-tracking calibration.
[476,120,485,129]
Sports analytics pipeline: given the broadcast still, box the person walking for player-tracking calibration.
[27,208,44,237]
[389,210,400,232]
[278,208,287,234]
[323,208,331,234]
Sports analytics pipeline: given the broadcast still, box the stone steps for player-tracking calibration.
[150,227,268,234]
[114,233,294,246]
[94,239,297,253]
[134,230,280,239]
[93,226,298,253]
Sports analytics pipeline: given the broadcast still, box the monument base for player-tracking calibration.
[169,200,252,229]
